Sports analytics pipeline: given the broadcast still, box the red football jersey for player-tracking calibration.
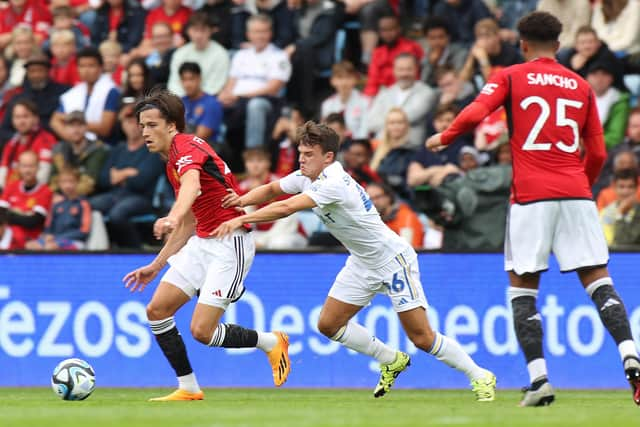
[0,128,56,188]
[0,180,52,246]
[167,134,248,237]
[446,57,604,204]
[144,6,192,39]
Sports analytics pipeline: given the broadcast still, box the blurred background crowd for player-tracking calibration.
[1,0,640,252]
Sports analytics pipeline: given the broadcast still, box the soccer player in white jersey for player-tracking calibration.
[212,121,497,400]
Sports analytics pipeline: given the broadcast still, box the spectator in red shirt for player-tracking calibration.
[25,167,92,250]
[50,30,81,86]
[143,0,190,45]
[0,99,56,190]
[0,150,53,248]
[363,14,424,97]
[0,0,52,49]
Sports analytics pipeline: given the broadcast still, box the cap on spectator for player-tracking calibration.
[459,146,490,164]
[65,111,86,124]
[24,53,51,69]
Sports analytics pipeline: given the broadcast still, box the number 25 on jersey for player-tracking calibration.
[520,96,583,153]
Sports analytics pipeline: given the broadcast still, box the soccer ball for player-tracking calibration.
[51,358,96,401]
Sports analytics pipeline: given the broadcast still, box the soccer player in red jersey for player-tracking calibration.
[123,90,290,401]
[427,11,640,407]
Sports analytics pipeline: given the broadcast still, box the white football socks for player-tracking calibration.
[527,358,548,384]
[256,332,278,352]
[428,332,487,381]
[619,340,640,362]
[331,322,397,364]
[178,373,201,393]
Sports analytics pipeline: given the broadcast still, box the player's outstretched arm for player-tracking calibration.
[221,180,285,209]
[212,193,316,238]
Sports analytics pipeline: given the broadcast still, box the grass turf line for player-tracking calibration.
[0,388,636,427]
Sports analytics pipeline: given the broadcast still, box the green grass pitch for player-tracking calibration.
[1,388,636,427]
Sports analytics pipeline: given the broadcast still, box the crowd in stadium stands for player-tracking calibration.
[1,0,640,251]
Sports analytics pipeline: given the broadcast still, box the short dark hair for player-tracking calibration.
[378,14,399,27]
[347,139,373,154]
[294,121,340,157]
[614,168,639,185]
[188,11,213,29]
[423,16,450,35]
[179,62,201,77]
[324,112,345,127]
[77,46,103,66]
[517,11,562,44]
[13,99,39,116]
[134,88,186,133]
[434,103,459,118]
[433,64,457,82]
[367,181,396,203]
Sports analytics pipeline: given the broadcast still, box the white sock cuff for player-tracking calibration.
[208,323,227,347]
[428,332,445,356]
[330,325,348,342]
[618,340,639,362]
[527,358,548,383]
[149,317,176,335]
[585,277,613,298]
[507,287,538,302]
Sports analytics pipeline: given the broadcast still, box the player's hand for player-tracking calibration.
[210,217,243,238]
[123,263,160,292]
[153,215,179,240]
[221,188,244,210]
[426,133,445,152]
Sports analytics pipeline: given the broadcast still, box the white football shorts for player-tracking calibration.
[160,230,255,309]
[505,199,609,275]
[329,248,428,312]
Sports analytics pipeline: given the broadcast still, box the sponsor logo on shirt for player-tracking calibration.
[481,83,499,95]
[175,155,193,173]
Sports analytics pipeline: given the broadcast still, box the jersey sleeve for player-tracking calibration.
[303,178,343,208]
[173,138,209,177]
[473,70,509,113]
[440,71,508,145]
[278,170,306,194]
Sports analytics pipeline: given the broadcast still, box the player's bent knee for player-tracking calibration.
[146,302,172,321]
[190,323,214,345]
[317,319,342,338]
[409,329,435,351]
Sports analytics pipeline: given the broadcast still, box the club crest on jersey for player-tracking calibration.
[481,83,499,95]
[175,155,193,173]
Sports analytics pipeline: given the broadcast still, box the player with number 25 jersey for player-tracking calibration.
[427,11,640,408]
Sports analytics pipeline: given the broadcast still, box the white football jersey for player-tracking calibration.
[279,162,411,268]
